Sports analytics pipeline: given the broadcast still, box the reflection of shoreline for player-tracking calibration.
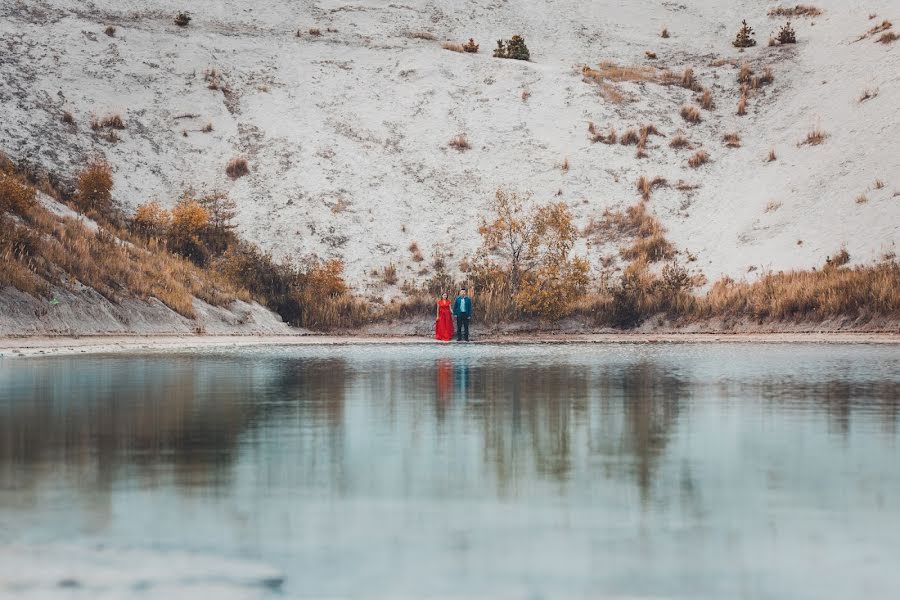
[3,332,899,358]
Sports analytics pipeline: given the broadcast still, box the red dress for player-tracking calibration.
[435,299,454,341]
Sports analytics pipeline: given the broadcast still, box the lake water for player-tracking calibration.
[1,343,899,599]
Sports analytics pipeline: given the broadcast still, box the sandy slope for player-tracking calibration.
[1,0,898,294]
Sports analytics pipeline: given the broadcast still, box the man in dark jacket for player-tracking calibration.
[452,288,473,342]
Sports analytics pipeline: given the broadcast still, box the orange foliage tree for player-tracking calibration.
[75,160,114,214]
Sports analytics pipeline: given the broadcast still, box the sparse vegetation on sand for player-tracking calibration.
[723,132,741,148]
[448,134,471,151]
[799,129,827,146]
[492,35,530,61]
[688,149,710,168]
[226,157,250,179]
[680,105,701,123]
[768,5,822,18]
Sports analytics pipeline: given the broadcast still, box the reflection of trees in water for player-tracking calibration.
[590,362,687,506]
[0,357,271,495]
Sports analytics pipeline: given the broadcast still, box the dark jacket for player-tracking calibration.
[452,296,472,317]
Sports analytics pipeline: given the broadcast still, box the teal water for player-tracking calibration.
[1,343,899,599]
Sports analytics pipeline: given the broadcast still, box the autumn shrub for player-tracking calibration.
[132,200,171,239]
[0,173,37,216]
[168,199,210,265]
[680,105,701,123]
[226,157,249,179]
[493,35,530,60]
[74,160,114,214]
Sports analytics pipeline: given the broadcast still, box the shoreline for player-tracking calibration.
[1,331,899,358]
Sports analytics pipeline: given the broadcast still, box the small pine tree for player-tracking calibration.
[777,21,796,44]
[493,35,530,60]
[462,38,479,53]
[732,20,757,48]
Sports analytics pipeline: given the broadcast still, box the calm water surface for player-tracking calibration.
[1,343,899,599]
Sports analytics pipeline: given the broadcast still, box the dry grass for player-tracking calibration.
[521,89,531,102]
[441,41,465,52]
[226,157,250,179]
[696,261,899,322]
[560,157,570,173]
[737,94,748,116]
[873,179,885,190]
[620,128,640,145]
[768,5,822,17]
[723,132,741,148]
[201,122,213,133]
[588,122,617,144]
[308,27,322,36]
[674,180,700,192]
[698,88,714,110]
[409,31,437,40]
[767,147,777,162]
[799,129,827,146]
[584,62,663,84]
[855,194,868,204]
[737,63,753,84]
[448,133,471,151]
[381,262,398,285]
[585,201,665,244]
[752,66,774,88]
[680,104,701,123]
[104,25,116,37]
[859,88,878,102]
[661,27,669,38]
[174,12,190,27]
[645,50,657,59]
[688,149,710,168]
[877,32,899,44]
[669,134,691,149]
[636,175,668,201]
[764,200,782,213]
[90,114,126,130]
[409,241,424,262]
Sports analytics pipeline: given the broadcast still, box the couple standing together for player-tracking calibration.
[435,288,473,342]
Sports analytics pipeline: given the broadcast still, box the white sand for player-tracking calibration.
[1,332,897,359]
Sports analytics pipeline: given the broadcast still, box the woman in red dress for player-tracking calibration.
[435,292,454,341]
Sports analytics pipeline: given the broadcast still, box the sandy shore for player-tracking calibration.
[1,332,898,358]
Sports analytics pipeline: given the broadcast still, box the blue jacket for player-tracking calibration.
[452,296,472,317]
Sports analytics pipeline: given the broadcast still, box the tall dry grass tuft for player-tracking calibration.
[698,88,714,110]
[688,149,710,168]
[441,41,465,52]
[799,129,827,146]
[669,133,691,149]
[588,122,617,144]
[767,148,777,162]
[723,132,741,148]
[736,94,748,116]
[448,134,471,151]
[680,105,701,123]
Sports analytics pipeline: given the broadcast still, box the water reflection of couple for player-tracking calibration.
[435,288,473,342]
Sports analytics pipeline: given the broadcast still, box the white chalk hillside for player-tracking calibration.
[2,0,898,292]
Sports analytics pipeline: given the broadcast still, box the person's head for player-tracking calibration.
[459,287,468,297]
[441,292,448,299]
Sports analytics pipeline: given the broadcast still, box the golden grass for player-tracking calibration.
[90,114,126,130]
[737,62,753,84]
[768,5,822,17]
[588,122,616,144]
[698,88,714,110]
[226,157,250,178]
[877,32,899,44]
[409,31,437,40]
[680,104,701,123]
[688,149,710,168]
[636,175,668,201]
[669,134,691,149]
[737,94,748,116]
[448,133,471,151]
[723,132,741,148]
[799,129,827,146]
[441,41,465,52]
